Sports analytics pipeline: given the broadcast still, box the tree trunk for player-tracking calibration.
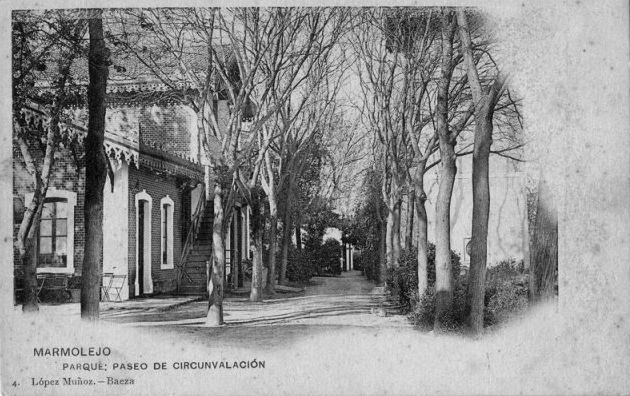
[236,206,243,288]
[434,150,457,328]
[279,193,292,285]
[416,194,429,298]
[405,192,415,250]
[81,15,109,322]
[392,198,402,267]
[265,200,278,295]
[414,168,429,298]
[207,183,224,326]
[456,8,508,335]
[529,170,558,303]
[434,12,457,330]
[17,179,46,312]
[385,207,394,268]
[374,199,387,284]
[379,219,387,282]
[232,208,240,290]
[295,220,302,251]
[467,118,492,333]
[250,197,265,302]
[20,201,44,312]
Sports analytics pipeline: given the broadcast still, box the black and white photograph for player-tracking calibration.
[1,1,628,395]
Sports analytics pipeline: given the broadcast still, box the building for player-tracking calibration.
[13,83,251,302]
[422,155,530,269]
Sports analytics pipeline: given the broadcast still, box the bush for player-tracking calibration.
[385,243,461,312]
[242,259,253,281]
[315,239,342,276]
[283,239,341,284]
[484,258,529,325]
[285,249,317,284]
[408,280,468,332]
[402,256,530,331]
[355,249,380,282]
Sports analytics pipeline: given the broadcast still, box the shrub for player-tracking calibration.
[242,259,253,281]
[385,243,461,312]
[484,258,529,325]
[315,239,342,276]
[408,280,468,332]
[404,256,530,331]
[355,249,380,282]
[285,249,316,283]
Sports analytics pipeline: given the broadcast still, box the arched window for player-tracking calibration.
[160,195,175,269]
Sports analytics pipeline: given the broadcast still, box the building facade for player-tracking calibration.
[12,92,248,302]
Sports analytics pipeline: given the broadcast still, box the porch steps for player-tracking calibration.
[177,200,214,295]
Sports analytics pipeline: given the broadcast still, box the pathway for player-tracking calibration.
[100,270,411,329]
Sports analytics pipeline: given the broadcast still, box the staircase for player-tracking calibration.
[177,201,213,295]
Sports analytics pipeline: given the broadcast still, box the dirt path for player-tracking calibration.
[96,270,414,352]
[101,270,410,328]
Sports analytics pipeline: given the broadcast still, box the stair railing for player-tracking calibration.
[176,195,207,292]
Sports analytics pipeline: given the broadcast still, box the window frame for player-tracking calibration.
[160,195,175,269]
[25,189,77,274]
[37,199,69,267]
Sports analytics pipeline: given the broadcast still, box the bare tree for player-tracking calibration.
[433,9,459,329]
[13,11,87,312]
[352,8,411,271]
[456,9,509,333]
[116,8,350,316]
[259,19,349,294]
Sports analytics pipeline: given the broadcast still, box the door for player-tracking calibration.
[138,200,146,296]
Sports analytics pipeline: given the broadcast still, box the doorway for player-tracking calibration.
[135,191,152,296]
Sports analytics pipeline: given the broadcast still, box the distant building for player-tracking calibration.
[422,155,530,269]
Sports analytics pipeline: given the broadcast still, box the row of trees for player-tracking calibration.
[112,8,355,325]
[348,8,555,334]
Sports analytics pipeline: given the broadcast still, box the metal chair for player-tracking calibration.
[101,273,114,302]
[35,274,47,303]
[108,274,127,302]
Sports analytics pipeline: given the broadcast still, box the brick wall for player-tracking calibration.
[128,165,185,296]
[139,105,196,160]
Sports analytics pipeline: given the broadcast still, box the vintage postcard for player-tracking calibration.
[1,1,628,395]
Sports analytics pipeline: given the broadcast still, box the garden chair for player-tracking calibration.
[108,274,127,302]
[101,273,114,302]
[35,274,47,303]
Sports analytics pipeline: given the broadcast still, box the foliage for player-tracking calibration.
[484,258,529,325]
[346,168,384,251]
[354,248,380,282]
[283,239,342,284]
[316,239,343,276]
[385,244,461,311]
[242,259,253,281]
[345,168,385,282]
[407,257,530,331]
[284,248,317,284]
[302,199,340,250]
[408,283,469,332]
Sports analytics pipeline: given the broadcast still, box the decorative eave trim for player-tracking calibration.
[139,142,204,182]
[16,105,140,169]
[105,140,139,169]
